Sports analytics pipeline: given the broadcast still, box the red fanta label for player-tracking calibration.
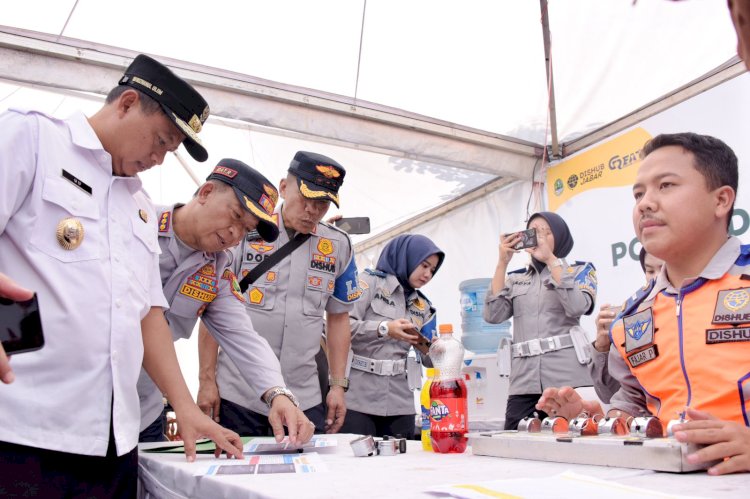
[430,397,467,432]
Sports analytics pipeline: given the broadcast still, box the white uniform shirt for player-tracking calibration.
[0,109,167,456]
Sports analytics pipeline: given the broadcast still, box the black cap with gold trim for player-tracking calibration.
[119,54,210,162]
[206,159,280,242]
[288,151,346,208]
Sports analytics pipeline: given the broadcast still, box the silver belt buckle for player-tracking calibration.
[527,339,543,356]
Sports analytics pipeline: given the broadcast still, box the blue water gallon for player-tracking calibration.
[459,278,511,353]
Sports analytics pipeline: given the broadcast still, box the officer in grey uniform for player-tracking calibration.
[485,211,596,430]
[138,159,313,444]
[198,151,360,435]
[341,234,444,437]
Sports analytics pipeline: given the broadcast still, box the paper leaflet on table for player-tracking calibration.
[196,452,327,476]
[242,435,337,454]
[428,471,709,499]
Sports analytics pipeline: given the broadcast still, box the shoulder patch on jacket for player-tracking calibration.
[621,279,656,317]
[365,268,387,278]
[574,262,598,296]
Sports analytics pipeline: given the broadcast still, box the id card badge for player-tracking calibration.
[406,354,421,391]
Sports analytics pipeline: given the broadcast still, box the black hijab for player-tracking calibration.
[527,211,573,271]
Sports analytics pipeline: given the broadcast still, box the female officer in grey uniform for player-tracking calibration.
[340,234,444,437]
[485,212,596,431]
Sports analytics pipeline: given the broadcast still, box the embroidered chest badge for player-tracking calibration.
[622,307,658,367]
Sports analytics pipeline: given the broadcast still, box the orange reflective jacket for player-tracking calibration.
[611,247,750,425]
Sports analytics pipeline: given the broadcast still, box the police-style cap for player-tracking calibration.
[206,159,280,242]
[119,54,210,162]
[288,151,346,208]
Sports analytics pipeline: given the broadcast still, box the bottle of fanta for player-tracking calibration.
[420,368,435,451]
[429,324,468,453]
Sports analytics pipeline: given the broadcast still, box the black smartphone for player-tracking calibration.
[334,217,371,235]
[511,228,537,250]
[0,293,44,355]
[405,328,432,355]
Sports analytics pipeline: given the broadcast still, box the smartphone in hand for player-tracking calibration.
[0,293,44,355]
[510,228,537,250]
[405,328,431,355]
[334,217,371,235]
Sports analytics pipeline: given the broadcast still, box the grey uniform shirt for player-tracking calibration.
[347,270,437,416]
[484,261,597,396]
[138,205,285,429]
[586,343,619,403]
[217,208,360,413]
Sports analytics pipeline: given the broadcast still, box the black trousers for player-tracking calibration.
[219,398,327,435]
[504,393,549,430]
[338,409,417,439]
[0,431,137,498]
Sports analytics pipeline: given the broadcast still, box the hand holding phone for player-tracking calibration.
[0,293,44,355]
[510,228,537,250]
[405,327,432,355]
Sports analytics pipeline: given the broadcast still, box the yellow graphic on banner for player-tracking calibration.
[546,128,652,211]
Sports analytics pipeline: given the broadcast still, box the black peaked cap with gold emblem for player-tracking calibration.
[119,54,210,162]
[288,151,346,208]
[206,159,280,242]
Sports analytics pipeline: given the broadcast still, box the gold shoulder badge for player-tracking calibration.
[56,218,84,250]
[159,211,171,233]
[317,238,334,256]
[139,209,148,223]
[358,279,369,290]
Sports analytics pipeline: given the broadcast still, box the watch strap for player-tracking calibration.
[329,377,350,392]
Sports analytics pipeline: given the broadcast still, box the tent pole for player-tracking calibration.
[540,0,560,159]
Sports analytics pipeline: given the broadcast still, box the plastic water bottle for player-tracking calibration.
[429,324,468,453]
[420,368,435,451]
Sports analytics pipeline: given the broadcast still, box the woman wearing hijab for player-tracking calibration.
[340,234,445,437]
[484,212,597,430]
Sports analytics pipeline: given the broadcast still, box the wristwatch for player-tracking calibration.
[549,258,566,269]
[329,377,350,392]
[264,387,299,408]
[377,320,389,338]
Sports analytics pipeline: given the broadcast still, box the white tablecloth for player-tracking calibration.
[138,434,749,498]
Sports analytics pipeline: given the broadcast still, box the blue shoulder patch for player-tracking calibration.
[333,257,362,303]
[508,267,527,275]
[736,244,750,267]
[574,262,597,296]
[365,268,387,278]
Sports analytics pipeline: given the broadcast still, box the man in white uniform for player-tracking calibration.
[0,54,242,497]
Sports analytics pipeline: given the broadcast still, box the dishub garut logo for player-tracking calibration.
[554,178,564,196]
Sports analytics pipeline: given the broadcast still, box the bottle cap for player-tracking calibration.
[438,324,453,334]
